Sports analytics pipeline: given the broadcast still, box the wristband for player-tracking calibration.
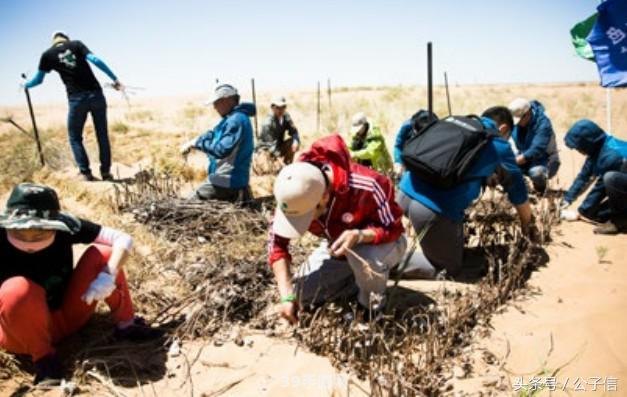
[280,293,297,303]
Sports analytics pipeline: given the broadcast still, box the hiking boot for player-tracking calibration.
[33,353,64,384]
[80,172,96,182]
[114,317,164,341]
[593,221,621,235]
[101,172,114,182]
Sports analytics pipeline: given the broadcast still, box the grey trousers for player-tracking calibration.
[397,190,464,279]
[294,236,407,310]
[192,181,251,202]
[527,154,560,193]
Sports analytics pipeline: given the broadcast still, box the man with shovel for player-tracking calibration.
[23,31,123,181]
[267,134,407,323]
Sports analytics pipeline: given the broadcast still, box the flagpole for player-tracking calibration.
[606,87,612,133]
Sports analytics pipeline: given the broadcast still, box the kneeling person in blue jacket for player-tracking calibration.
[561,119,627,235]
[181,84,256,202]
[396,106,532,279]
[508,98,560,193]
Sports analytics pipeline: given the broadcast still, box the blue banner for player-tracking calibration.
[587,0,627,87]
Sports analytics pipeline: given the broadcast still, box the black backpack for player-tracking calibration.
[401,115,495,189]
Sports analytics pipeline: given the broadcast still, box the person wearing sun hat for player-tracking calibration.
[0,183,161,384]
[267,134,406,324]
[181,83,256,202]
[257,96,300,165]
[507,98,560,193]
[348,112,393,175]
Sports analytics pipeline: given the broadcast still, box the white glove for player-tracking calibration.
[180,139,197,156]
[393,163,404,178]
[560,209,579,222]
[82,271,116,305]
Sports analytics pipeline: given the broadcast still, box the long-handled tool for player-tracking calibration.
[20,73,45,166]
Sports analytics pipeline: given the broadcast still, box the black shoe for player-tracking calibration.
[114,317,164,341]
[33,353,64,384]
[101,172,114,182]
[80,172,96,182]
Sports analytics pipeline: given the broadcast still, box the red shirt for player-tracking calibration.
[268,134,404,266]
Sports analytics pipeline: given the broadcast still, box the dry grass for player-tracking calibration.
[292,190,558,396]
[99,173,557,396]
[0,82,622,395]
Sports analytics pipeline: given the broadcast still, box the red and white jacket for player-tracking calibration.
[268,134,404,266]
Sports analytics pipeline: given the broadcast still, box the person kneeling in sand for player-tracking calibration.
[181,83,256,202]
[395,106,533,279]
[0,183,161,384]
[561,119,627,234]
[267,134,407,324]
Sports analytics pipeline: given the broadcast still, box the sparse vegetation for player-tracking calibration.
[126,109,154,122]
[182,103,205,119]
[0,83,625,395]
[110,120,130,134]
[596,245,609,264]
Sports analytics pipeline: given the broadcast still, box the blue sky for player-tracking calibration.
[0,0,601,105]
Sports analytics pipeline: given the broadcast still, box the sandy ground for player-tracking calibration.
[0,84,625,396]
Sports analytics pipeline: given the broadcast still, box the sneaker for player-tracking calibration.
[114,317,164,341]
[101,172,114,182]
[80,172,96,182]
[33,353,64,384]
[593,221,620,235]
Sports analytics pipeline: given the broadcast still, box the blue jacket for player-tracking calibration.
[194,103,256,189]
[399,118,529,222]
[512,100,558,169]
[393,119,412,164]
[563,119,627,220]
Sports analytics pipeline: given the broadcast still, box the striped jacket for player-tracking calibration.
[268,134,404,265]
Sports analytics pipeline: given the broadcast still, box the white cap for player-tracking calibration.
[508,98,531,125]
[206,83,238,105]
[350,112,368,134]
[271,96,288,107]
[272,162,327,238]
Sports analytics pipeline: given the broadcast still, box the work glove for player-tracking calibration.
[180,139,197,156]
[560,209,579,222]
[82,271,116,305]
[112,80,125,91]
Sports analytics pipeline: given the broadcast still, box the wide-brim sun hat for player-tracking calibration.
[0,183,80,234]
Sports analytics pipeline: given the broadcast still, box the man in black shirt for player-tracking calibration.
[24,31,124,181]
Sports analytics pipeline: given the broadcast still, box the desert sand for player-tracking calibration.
[0,83,625,396]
